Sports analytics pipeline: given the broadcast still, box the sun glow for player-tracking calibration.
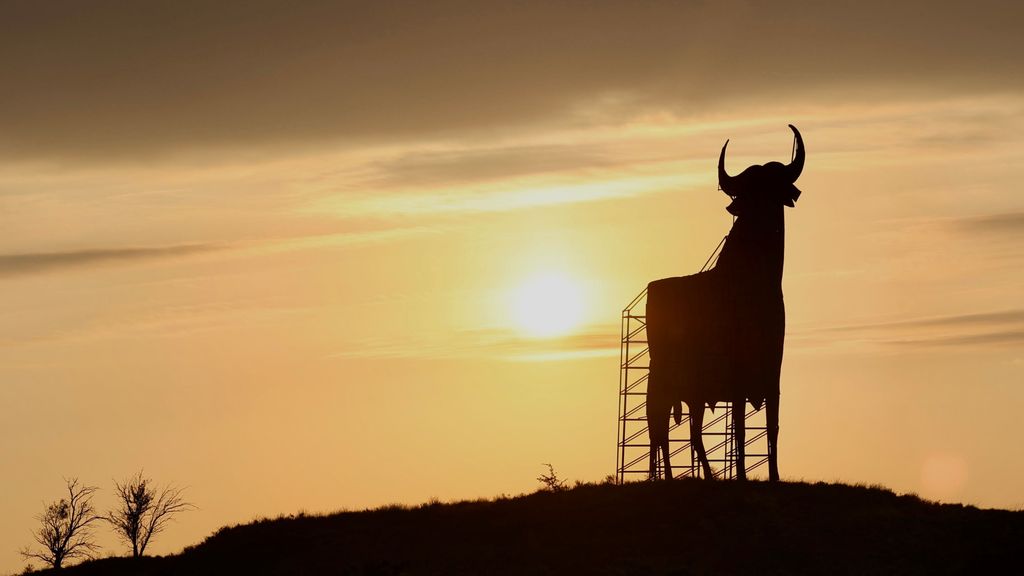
[510,272,587,338]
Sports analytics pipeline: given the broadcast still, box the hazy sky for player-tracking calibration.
[3,1,1023,572]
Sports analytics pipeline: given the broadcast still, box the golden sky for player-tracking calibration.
[3,1,1024,571]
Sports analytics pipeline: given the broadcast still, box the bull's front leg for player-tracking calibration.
[649,441,658,480]
[767,393,780,482]
[733,399,746,481]
[661,437,673,480]
[646,391,671,480]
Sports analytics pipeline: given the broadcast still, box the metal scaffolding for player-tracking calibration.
[615,238,770,482]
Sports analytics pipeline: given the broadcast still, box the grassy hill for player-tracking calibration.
[42,479,1023,575]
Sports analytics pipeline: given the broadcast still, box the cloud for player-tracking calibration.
[795,309,1024,350]
[0,244,219,278]
[251,227,440,254]
[482,329,620,362]
[827,309,1024,332]
[0,224,448,280]
[0,299,312,349]
[957,212,1024,235]
[315,172,689,218]
[356,144,616,190]
[330,325,619,362]
[892,330,1024,348]
[73,301,311,341]
[2,0,1021,160]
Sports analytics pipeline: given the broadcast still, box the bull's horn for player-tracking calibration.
[786,124,805,183]
[718,139,734,194]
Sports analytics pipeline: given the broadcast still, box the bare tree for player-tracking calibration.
[536,463,567,492]
[106,471,194,557]
[20,478,102,569]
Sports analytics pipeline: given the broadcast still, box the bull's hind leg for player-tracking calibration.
[661,435,673,480]
[648,429,663,480]
[732,399,746,481]
[647,396,671,480]
[649,438,658,480]
[689,402,714,479]
[767,393,780,482]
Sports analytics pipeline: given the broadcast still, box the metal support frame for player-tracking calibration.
[615,236,770,482]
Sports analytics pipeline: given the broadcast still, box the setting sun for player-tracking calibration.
[510,272,587,338]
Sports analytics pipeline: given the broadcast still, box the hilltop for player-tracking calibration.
[40,480,1022,575]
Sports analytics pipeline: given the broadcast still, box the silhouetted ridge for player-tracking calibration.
[43,481,1023,576]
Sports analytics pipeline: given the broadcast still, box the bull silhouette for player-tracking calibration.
[646,125,805,481]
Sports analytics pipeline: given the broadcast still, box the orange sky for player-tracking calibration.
[3,1,1024,572]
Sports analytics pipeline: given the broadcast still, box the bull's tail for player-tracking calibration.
[672,401,682,425]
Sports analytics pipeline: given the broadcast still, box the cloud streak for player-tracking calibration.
[315,172,689,218]
[356,144,616,190]
[331,325,619,362]
[957,212,1024,235]
[0,244,219,278]
[0,224,446,280]
[794,309,1024,351]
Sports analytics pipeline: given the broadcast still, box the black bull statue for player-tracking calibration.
[646,125,805,481]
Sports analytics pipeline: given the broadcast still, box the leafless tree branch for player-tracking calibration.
[19,478,102,569]
[106,471,195,557]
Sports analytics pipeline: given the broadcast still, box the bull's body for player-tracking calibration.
[647,215,786,410]
[645,125,803,482]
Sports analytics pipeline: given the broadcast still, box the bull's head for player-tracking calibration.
[718,125,804,217]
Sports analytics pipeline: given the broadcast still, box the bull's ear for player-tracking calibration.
[783,184,802,207]
[726,198,743,216]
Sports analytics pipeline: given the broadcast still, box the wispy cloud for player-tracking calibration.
[250,226,440,254]
[313,171,694,218]
[0,224,439,279]
[0,300,311,349]
[825,309,1024,332]
[0,244,219,278]
[891,330,1024,347]
[355,144,616,189]
[71,301,311,341]
[330,325,619,362]
[793,309,1024,351]
[957,212,1024,235]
